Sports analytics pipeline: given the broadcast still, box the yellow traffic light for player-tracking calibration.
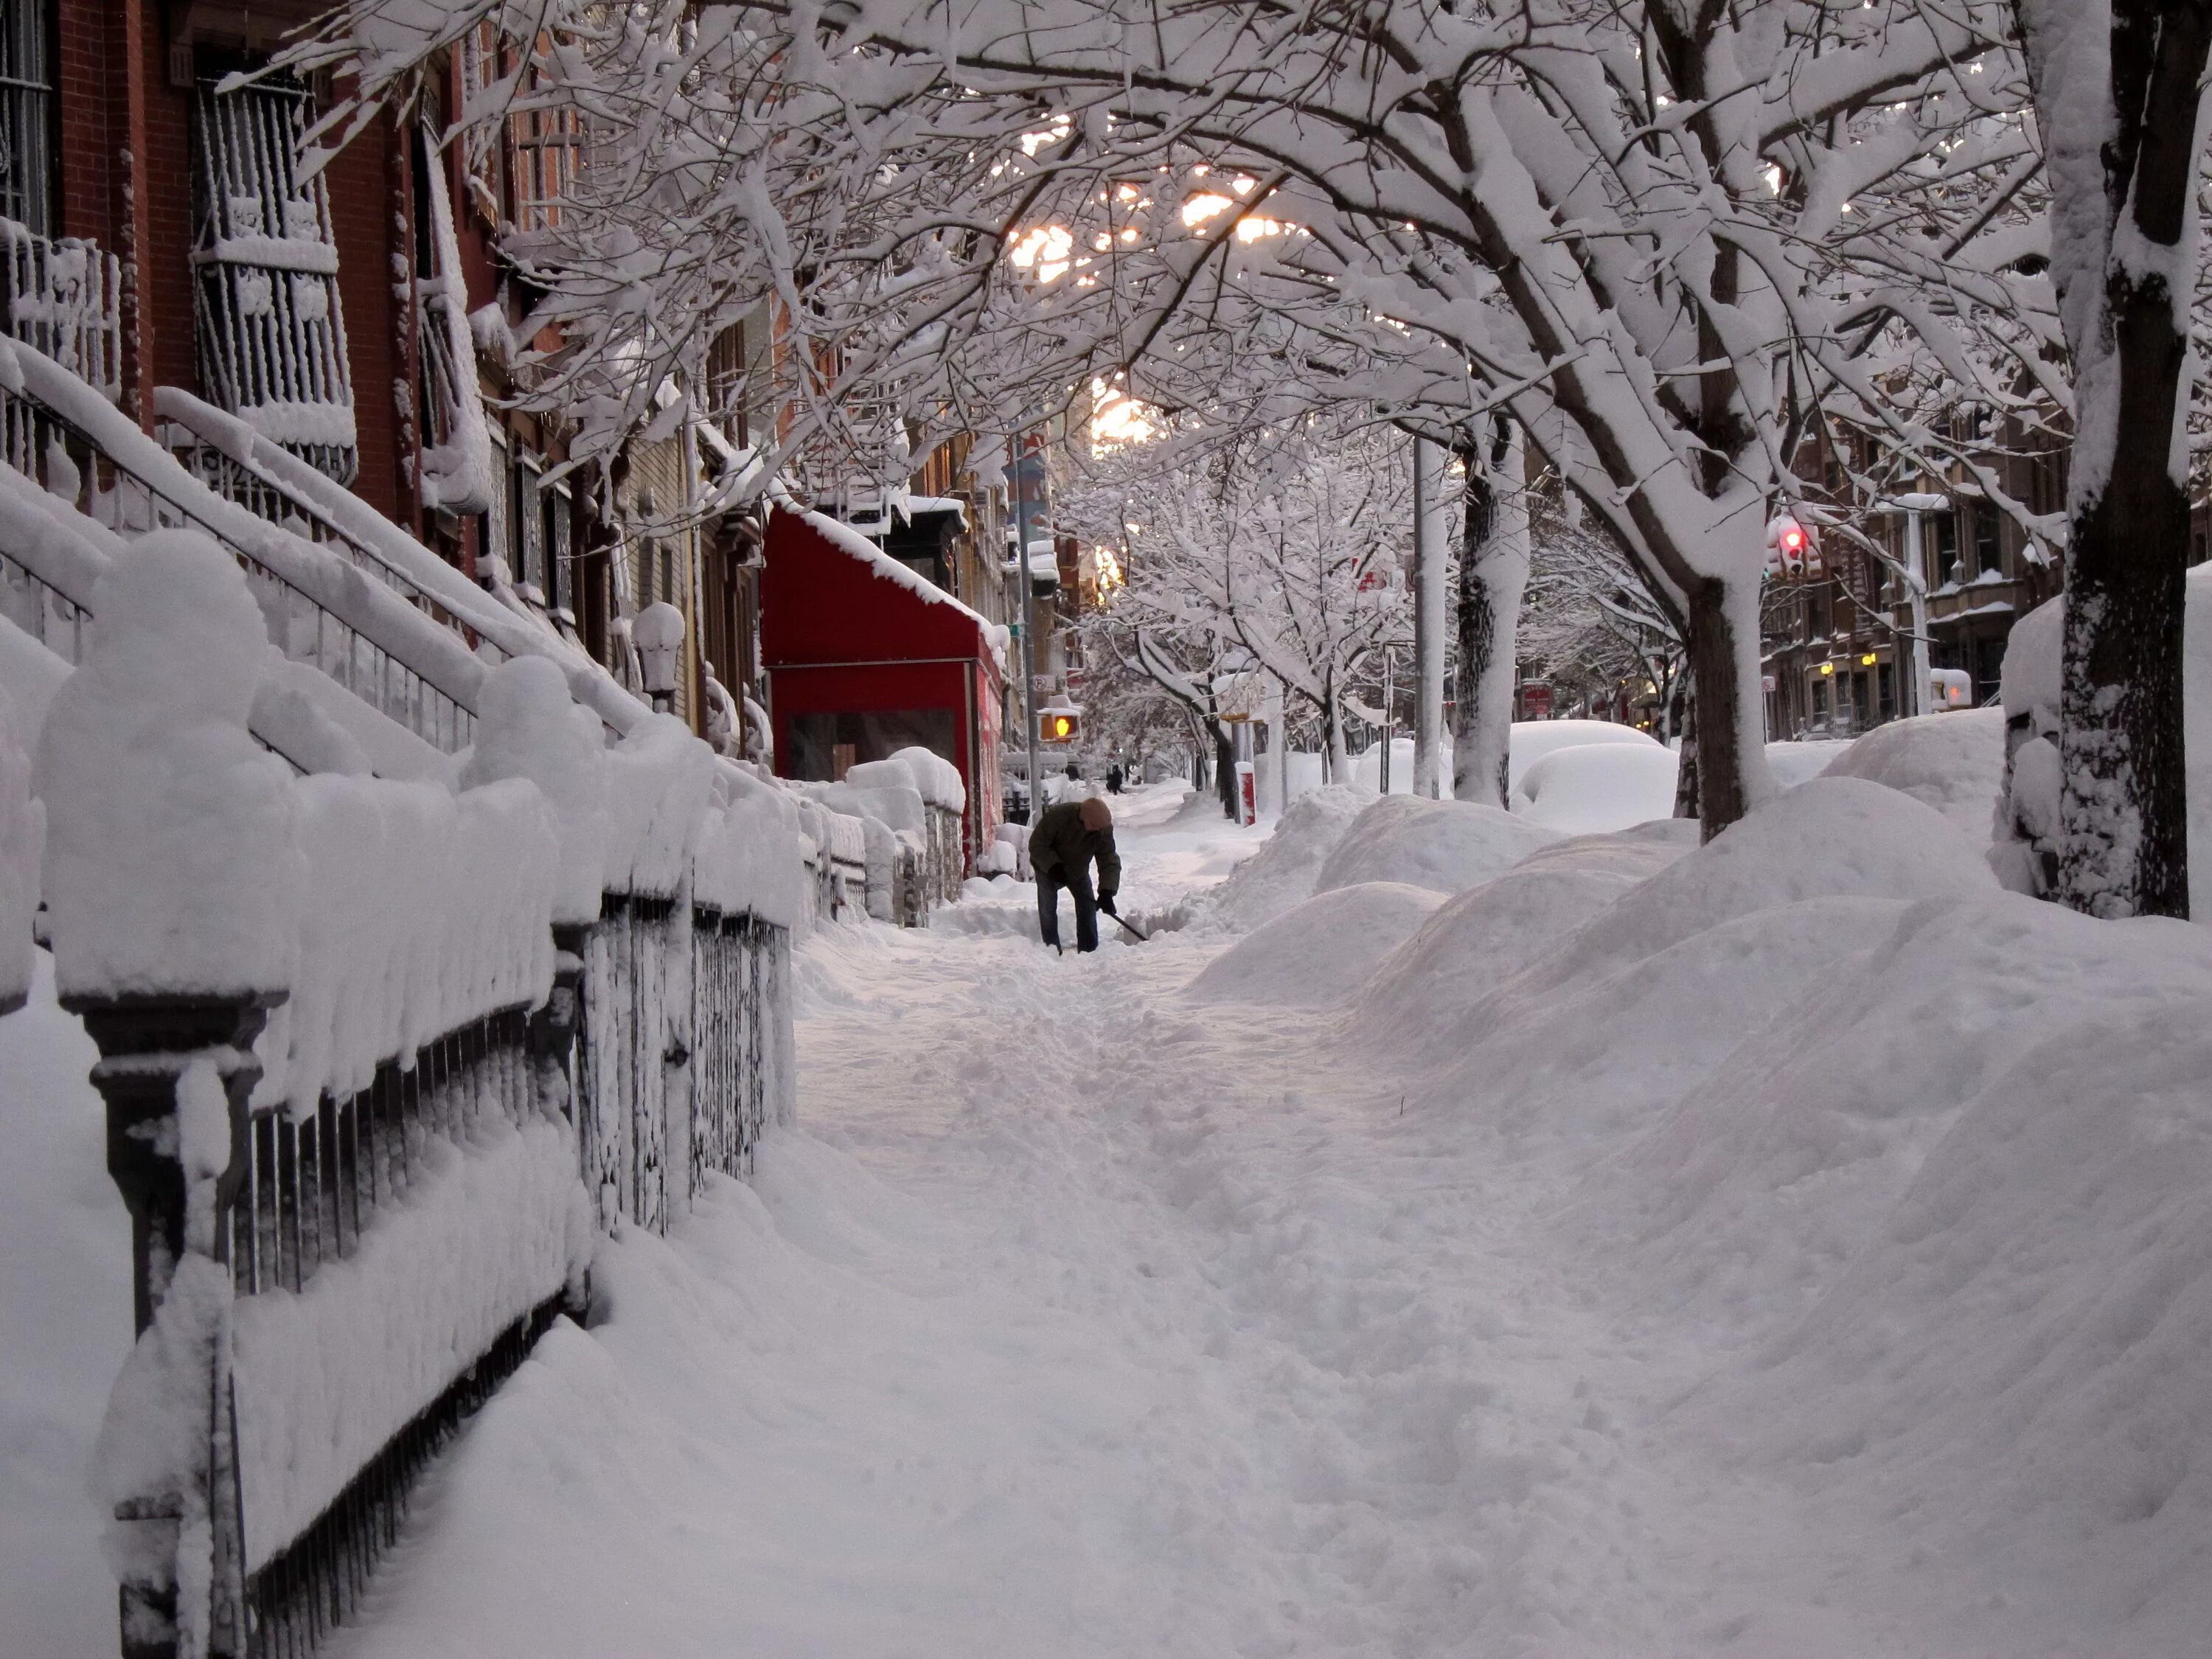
[1047,714,1075,740]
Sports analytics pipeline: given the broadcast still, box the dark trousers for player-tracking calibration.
[1038,865,1099,952]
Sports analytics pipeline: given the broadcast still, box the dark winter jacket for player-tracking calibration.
[1028,801,1120,899]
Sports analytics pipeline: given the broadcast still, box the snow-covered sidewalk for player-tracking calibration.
[290,779,2212,1659]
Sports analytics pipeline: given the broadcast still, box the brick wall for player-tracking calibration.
[327,114,406,524]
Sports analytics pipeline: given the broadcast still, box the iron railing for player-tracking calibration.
[0,353,481,752]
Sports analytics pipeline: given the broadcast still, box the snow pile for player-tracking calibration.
[1764,737,1853,788]
[1506,718,1661,791]
[1820,706,2006,840]
[1201,783,1370,930]
[1507,741,1678,834]
[0,683,41,1011]
[0,611,71,748]
[231,1114,591,1572]
[35,532,302,998]
[1313,795,1559,896]
[0,954,126,1654]
[1184,882,1446,1006]
[463,657,610,925]
[1523,776,1995,993]
[886,745,966,811]
[1679,905,2212,1647]
[1353,820,1699,1057]
[257,775,558,1116]
[599,714,720,899]
[693,781,808,930]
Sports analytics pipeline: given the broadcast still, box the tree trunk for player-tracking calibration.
[1214,722,1237,818]
[2045,0,2208,919]
[1451,423,1529,808]
[1411,434,1450,798]
[1682,575,1770,837]
[1671,675,1698,818]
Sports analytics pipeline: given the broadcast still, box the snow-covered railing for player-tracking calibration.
[1,218,122,400]
[40,550,806,1659]
[0,344,484,751]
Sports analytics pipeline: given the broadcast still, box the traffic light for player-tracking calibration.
[1041,710,1078,743]
[1776,521,1806,560]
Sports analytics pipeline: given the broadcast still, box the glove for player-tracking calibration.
[1099,894,1118,916]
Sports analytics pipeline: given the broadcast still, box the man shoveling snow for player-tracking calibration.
[1029,796,1120,953]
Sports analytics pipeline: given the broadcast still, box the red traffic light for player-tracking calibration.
[1778,522,1806,554]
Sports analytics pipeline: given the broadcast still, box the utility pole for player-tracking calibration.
[1011,431,1043,819]
[1411,434,1447,797]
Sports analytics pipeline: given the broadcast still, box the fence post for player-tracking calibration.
[66,990,282,1659]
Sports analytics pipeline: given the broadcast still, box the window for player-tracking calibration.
[1927,512,1959,585]
[507,44,582,232]
[705,321,749,445]
[512,455,546,591]
[482,429,509,574]
[0,0,55,234]
[544,477,572,613]
[192,66,356,482]
[1971,500,2003,580]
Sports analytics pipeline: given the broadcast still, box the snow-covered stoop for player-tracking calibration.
[0,341,815,1658]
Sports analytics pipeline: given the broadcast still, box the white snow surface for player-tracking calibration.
[1763,737,1853,789]
[0,681,41,1009]
[18,758,2212,1655]
[1819,706,2006,840]
[1313,793,1561,896]
[1508,740,1679,834]
[1505,717,1662,790]
[264,779,2212,1658]
[1194,782,1368,930]
[1183,880,1445,1006]
[0,953,127,1656]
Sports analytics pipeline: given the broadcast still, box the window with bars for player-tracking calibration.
[0,0,55,234]
[545,477,572,613]
[192,66,357,483]
[512,454,546,592]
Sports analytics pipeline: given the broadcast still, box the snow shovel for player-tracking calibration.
[1107,909,1149,944]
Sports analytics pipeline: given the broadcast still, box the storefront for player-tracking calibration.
[762,507,1005,869]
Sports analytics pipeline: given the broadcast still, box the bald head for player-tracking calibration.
[1079,797,1113,832]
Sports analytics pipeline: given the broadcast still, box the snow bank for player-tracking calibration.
[35,532,302,998]
[1764,738,1853,789]
[1183,882,1445,1007]
[232,1114,591,1571]
[1202,784,1370,930]
[1682,904,2212,1646]
[1820,706,2006,840]
[1522,776,1995,995]
[1313,795,1559,897]
[1352,820,1698,1060]
[1507,742,1678,834]
[1507,719,1660,791]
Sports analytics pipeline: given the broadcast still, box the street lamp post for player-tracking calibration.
[1877,493,1947,721]
[1010,431,1044,821]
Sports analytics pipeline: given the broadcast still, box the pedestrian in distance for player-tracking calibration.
[1107,763,1124,795]
[1029,796,1120,953]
